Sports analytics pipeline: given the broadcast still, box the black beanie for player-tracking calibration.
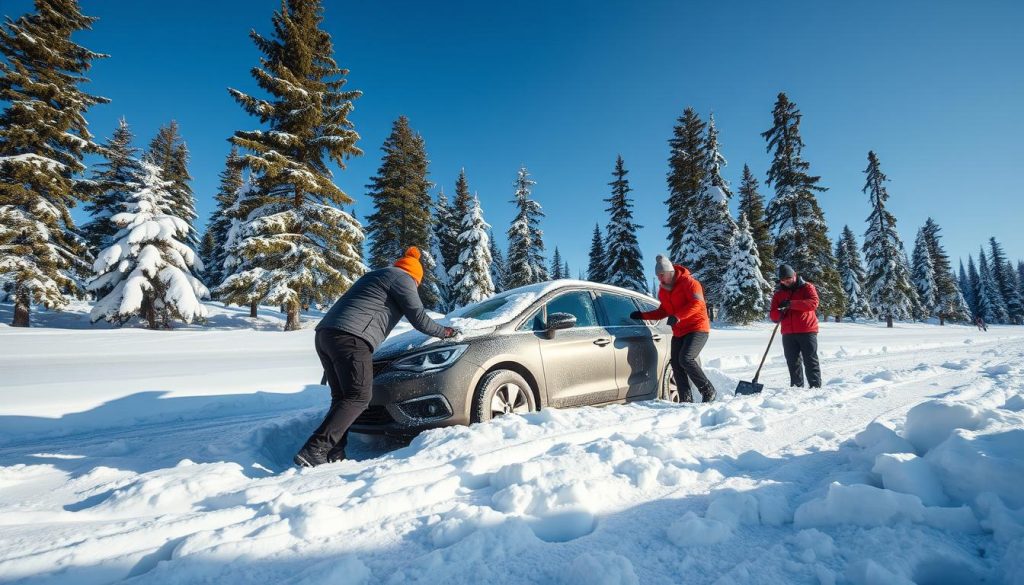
[778,264,796,279]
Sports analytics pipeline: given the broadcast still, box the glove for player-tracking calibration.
[779,300,791,310]
[629,310,643,321]
[442,326,462,339]
[666,315,678,326]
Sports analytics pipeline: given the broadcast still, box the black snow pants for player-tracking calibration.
[782,332,821,388]
[670,332,715,402]
[306,328,374,456]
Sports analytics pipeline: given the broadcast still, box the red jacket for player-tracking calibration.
[770,278,820,334]
[638,265,711,337]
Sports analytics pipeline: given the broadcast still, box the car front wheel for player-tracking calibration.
[472,369,537,423]
[660,363,681,403]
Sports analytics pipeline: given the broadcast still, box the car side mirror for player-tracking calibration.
[546,312,576,337]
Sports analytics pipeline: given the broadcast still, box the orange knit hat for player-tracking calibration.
[393,246,424,285]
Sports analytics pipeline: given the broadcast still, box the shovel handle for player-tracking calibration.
[751,319,782,384]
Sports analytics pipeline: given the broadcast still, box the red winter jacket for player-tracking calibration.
[638,265,711,337]
[770,277,820,334]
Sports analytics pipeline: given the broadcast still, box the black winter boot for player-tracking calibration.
[699,386,716,403]
[293,438,331,468]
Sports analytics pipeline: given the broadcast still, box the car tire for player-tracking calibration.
[660,363,681,403]
[472,369,537,423]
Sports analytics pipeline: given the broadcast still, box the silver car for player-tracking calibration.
[351,280,680,436]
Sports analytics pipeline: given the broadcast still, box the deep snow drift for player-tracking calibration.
[1,301,1023,584]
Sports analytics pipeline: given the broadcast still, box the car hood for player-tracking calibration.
[374,320,497,361]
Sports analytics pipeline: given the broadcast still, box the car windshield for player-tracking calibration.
[458,296,515,320]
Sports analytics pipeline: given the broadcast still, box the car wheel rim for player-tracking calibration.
[491,382,530,418]
[665,368,681,403]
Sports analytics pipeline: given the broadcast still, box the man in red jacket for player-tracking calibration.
[630,255,716,403]
[770,264,821,388]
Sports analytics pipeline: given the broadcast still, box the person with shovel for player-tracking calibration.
[770,264,821,388]
[294,246,461,468]
[629,255,716,403]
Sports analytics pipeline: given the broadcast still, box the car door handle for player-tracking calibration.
[594,338,611,347]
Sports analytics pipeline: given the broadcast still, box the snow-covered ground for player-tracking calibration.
[1,301,1023,584]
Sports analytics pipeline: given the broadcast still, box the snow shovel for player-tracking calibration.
[736,319,782,395]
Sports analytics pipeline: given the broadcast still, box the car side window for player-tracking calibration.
[540,291,598,329]
[597,293,645,327]
[519,307,544,331]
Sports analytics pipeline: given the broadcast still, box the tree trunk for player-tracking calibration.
[285,301,301,331]
[834,315,841,323]
[886,314,893,328]
[939,315,945,326]
[144,296,158,329]
[250,302,258,318]
[12,290,30,327]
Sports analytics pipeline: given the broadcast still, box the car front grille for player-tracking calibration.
[354,405,394,426]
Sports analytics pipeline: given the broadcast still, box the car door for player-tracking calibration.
[594,291,662,400]
[530,290,618,407]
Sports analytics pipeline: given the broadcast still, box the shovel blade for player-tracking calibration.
[735,380,763,395]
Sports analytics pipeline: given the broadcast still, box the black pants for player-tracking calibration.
[782,332,821,388]
[307,328,373,454]
[671,332,714,401]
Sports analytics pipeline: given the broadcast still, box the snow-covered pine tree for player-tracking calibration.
[505,166,546,288]
[432,189,456,311]
[835,226,872,321]
[587,223,607,283]
[550,247,564,280]
[364,116,438,308]
[488,230,506,293]
[976,249,1008,324]
[679,222,705,272]
[910,227,938,320]
[922,218,969,324]
[604,155,646,293]
[563,260,570,280]
[966,256,981,317]
[0,0,109,327]
[88,162,209,328]
[861,151,916,327]
[989,237,1023,323]
[83,119,143,256]
[204,147,244,294]
[199,231,217,279]
[144,121,197,248]
[217,178,263,317]
[665,107,706,263]
[737,163,775,284]
[721,213,772,324]
[448,196,494,307]
[761,93,845,319]
[1003,260,1024,325]
[223,0,365,331]
[691,117,737,316]
[1018,261,1024,303]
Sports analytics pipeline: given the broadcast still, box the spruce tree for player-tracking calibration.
[910,227,938,320]
[364,116,439,308]
[1018,261,1024,301]
[977,249,1008,324]
[222,0,365,331]
[966,256,981,317]
[989,237,1023,323]
[83,119,143,255]
[721,214,772,324]
[861,151,916,327]
[432,188,457,310]
[835,226,872,321]
[737,164,775,283]
[1003,260,1024,325]
[488,230,506,293]
[144,121,198,247]
[217,178,264,318]
[448,195,494,307]
[551,247,564,280]
[761,93,844,318]
[665,107,706,262]
[199,231,217,281]
[563,260,571,280]
[957,260,973,316]
[88,162,209,328]
[587,223,607,283]
[0,0,109,327]
[603,155,646,293]
[922,218,969,324]
[505,166,546,288]
[691,119,737,316]
[205,147,244,293]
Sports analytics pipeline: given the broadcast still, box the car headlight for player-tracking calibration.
[391,344,468,372]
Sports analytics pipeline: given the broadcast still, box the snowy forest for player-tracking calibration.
[2,0,1023,332]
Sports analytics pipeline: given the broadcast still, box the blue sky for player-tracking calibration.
[8,0,1023,279]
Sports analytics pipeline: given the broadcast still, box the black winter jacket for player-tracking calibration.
[316,267,446,349]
